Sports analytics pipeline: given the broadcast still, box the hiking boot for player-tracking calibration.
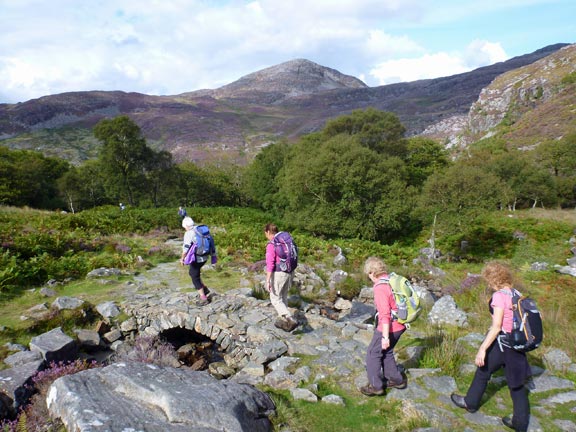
[274,317,294,332]
[274,317,289,330]
[501,416,514,430]
[359,384,384,396]
[196,297,210,306]
[450,393,477,413]
[386,376,407,389]
[285,317,298,331]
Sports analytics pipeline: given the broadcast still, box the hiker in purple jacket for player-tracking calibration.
[264,223,298,332]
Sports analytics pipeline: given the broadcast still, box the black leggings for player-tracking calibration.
[188,261,206,290]
[465,342,530,431]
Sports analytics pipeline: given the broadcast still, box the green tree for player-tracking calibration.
[177,162,243,208]
[57,166,82,213]
[322,108,408,158]
[243,140,292,211]
[516,166,557,208]
[143,150,177,208]
[535,134,576,177]
[418,164,510,235]
[0,146,69,209]
[405,136,451,187]
[57,160,109,212]
[202,163,244,207]
[474,150,530,210]
[94,115,153,206]
[464,143,559,210]
[278,134,416,241]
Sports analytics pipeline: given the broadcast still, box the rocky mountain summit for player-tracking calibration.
[0,44,570,164]
[208,58,368,103]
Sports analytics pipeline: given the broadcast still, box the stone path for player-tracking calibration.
[112,253,576,432]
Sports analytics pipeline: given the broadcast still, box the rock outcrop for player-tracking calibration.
[422,43,576,151]
[47,362,275,432]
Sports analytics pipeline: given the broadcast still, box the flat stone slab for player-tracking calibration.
[29,327,78,363]
[47,362,275,432]
[3,349,43,367]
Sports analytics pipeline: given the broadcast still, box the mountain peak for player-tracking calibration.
[212,58,367,102]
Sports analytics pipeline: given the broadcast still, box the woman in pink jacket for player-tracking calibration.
[360,256,407,396]
[451,262,530,431]
[264,223,298,332]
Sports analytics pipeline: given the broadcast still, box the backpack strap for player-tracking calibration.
[497,288,523,298]
[375,275,399,321]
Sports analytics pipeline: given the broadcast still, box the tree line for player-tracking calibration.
[1,110,574,242]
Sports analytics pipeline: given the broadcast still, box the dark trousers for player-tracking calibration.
[188,261,206,290]
[365,328,405,391]
[465,341,530,432]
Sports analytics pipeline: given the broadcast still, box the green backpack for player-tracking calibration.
[379,273,422,326]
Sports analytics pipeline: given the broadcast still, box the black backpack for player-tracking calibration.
[501,289,543,352]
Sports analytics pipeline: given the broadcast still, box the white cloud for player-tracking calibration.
[364,30,424,57]
[369,40,509,85]
[0,0,567,102]
[463,40,508,68]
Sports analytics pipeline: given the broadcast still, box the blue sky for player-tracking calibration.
[0,0,574,104]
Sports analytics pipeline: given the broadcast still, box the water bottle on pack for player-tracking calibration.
[510,316,527,346]
[396,297,408,321]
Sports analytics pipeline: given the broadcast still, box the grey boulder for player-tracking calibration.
[47,362,275,432]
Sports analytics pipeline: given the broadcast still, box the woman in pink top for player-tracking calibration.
[451,262,531,431]
[360,257,407,396]
[264,223,298,332]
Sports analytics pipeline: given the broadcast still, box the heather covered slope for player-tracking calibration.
[0,44,570,164]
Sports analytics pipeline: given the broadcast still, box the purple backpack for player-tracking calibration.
[272,232,298,273]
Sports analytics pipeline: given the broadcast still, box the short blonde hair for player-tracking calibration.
[482,261,514,287]
[363,256,387,277]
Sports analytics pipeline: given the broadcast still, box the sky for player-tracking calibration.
[0,0,574,104]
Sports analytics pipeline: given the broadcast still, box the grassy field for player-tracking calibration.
[1,206,575,431]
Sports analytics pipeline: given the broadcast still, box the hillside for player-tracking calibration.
[0,44,571,165]
[421,44,576,150]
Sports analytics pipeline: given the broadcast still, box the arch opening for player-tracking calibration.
[159,327,225,370]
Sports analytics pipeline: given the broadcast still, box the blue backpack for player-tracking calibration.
[194,225,214,263]
[272,232,298,273]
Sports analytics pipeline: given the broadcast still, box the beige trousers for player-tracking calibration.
[269,271,293,318]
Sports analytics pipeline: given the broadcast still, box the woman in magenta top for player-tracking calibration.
[451,261,531,431]
[360,257,407,396]
[264,223,297,332]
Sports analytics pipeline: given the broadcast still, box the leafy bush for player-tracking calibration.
[561,71,576,85]
[333,274,364,300]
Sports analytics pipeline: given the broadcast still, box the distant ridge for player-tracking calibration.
[0,43,571,165]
